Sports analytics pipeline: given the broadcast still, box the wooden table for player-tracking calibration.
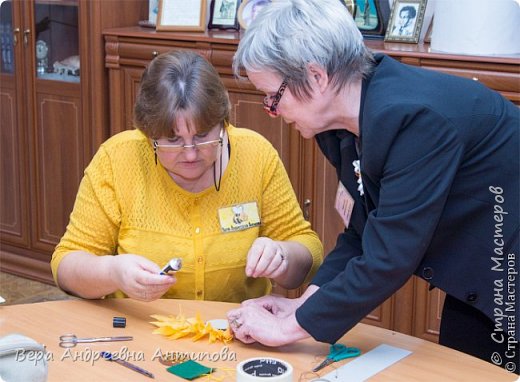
[0,299,516,381]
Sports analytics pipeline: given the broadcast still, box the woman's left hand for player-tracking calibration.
[227,302,309,346]
[246,237,288,279]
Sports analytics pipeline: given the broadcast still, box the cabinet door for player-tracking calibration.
[31,82,83,252]
[0,0,30,247]
[29,0,83,252]
[413,277,444,343]
[108,66,144,135]
[309,146,345,254]
[228,91,294,171]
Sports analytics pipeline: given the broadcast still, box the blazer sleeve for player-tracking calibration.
[296,104,465,343]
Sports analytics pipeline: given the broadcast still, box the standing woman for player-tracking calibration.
[51,50,323,303]
[228,0,519,371]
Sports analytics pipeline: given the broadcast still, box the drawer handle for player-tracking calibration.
[23,29,30,46]
[152,51,159,58]
[13,27,20,45]
[303,199,311,221]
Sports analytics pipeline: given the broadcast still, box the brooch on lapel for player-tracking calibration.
[352,160,364,196]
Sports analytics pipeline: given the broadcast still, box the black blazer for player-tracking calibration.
[296,54,519,343]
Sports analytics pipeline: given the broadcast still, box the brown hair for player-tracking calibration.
[134,50,230,138]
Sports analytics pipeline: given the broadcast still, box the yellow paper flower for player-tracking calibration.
[150,311,233,344]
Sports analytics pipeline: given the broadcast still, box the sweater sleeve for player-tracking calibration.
[259,147,323,284]
[51,146,121,284]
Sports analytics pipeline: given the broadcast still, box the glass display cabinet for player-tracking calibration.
[33,0,80,82]
[0,0,146,283]
[0,0,82,261]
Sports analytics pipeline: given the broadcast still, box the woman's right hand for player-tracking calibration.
[110,254,176,301]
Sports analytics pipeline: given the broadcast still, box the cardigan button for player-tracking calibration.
[422,267,434,280]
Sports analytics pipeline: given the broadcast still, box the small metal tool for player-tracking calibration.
[58,334,133,348]
[159,258,182,275]
[312,344,361,372]
[101,351,154,379]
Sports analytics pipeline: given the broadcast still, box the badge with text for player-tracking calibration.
[335,181,354,228]
[218,202,261,232]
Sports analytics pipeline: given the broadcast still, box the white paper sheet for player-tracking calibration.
[313,344,412,381]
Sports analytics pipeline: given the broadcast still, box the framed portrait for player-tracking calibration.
[156,0,208,32]
[237,0,271,30]
[208,0,241,30]
[384,0,427,43]
[352,0,391,39]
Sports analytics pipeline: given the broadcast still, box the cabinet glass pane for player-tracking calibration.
[34,0,79,83]
[0,1,14,75]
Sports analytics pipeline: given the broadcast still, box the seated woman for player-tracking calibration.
[51,50,323,302]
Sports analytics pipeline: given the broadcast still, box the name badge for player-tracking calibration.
[218,202,261,232]
[335,181,354,228]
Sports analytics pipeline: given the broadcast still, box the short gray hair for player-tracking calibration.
[234,0,374,100]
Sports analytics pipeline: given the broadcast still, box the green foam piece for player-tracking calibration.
[167,360,214,380]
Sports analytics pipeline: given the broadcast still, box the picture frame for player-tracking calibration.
[352,0,391,39]
[237,0,271,30]
[156,0,207,32]
[384,0,427,43]
[208,0,241,30]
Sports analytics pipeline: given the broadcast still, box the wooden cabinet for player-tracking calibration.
[102,28,519,343]
[0,0,146,282]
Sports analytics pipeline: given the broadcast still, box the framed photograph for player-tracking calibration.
[384,0,427,43]
[156,0,208,32]
[208,0,241,30]
[237,0,271,30]
[352,0,391,39]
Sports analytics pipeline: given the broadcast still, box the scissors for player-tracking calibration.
[59,334,133,348]
[312,344,361,372]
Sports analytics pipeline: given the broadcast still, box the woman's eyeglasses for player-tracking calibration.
[153,128,223,153]
[263,79,287,117]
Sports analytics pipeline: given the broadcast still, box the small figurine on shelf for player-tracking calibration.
[53,55,80,76]
[35,40,48,76]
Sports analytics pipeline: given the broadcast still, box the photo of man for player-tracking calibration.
[390,4,417,36]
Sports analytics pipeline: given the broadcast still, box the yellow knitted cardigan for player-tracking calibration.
[51,125,323,302]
